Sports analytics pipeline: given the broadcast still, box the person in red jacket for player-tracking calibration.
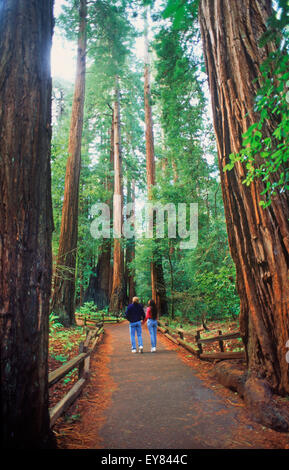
[143,299,158,352]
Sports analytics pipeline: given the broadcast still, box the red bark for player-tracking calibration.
[199,0,289,394]
[0,0,54,447]
[109,77,126,313]
[144,8,168,316]
[126,180,137,302]
[84,112,114,308]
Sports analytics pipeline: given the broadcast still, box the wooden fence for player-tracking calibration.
[75,313,123,327]
[49,323,104,427]
[195,329,245,360]
[158,320,245,362]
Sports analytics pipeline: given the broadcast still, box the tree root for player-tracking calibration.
[209,361,289,433]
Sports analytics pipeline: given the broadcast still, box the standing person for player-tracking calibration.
[124,297,145,353]
[143,299,158,352]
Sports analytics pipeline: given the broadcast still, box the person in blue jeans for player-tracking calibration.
[143,299,158,352]
[124,297,145,353]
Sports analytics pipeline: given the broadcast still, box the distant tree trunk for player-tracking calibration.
[0,0,54,448]
[199,0,289,394]
[51,0,87,325]
[144,7,168,316]
[109,77,126,313]
[84,112,114,308]
[168,241,175,319]
[84,241,112,308]
[172,160,178,183]
[79,269,84,306]
[126,180,137,302]
[108,115,114,299]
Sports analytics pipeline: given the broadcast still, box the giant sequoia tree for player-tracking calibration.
[0,0,54,447]
[199,0,289,397]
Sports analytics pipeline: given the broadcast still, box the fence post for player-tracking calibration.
[195,330,203,355]
[218,330,224,352]
[78,341,86,379]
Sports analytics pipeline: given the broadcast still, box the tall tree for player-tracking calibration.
[51,0,87,324]
[199,0,289,395]
[109,77,126,312]
[125,179,137,301]
[0,0,54,447]
[84,111,114,307]
[144,6,168,316]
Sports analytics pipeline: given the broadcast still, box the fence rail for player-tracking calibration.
[49,323,104,427]
[158,320,245,362]
[75,314,123,327]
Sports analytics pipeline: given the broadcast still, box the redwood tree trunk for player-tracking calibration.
[109,77,126,313]
[126,180,137,302]
[84,112,114,308]
[199,0,289,394]
[144,7,168,316]
[51,0,87,324]
[0,0,54,447]
[84,242,112,308]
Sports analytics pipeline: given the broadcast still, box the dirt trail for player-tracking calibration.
[54,322,289,449]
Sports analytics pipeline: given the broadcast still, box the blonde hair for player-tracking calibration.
[132,296,139,303]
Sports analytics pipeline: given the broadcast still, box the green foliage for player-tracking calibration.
[64,370,75,384]
[132,6,240,322]
[52,0,240,326]
[188,257,239,321]
[51,353,68,363]
[52,0,144,306]
[49,313,63,334]
[77,301,99,320]
[49,324,86,361]
[223,1,289,207]
[76,302,119,320]
[163,0,199,28]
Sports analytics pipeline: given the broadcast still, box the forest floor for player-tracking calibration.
[159,317,244,354]
[49,321,289,449]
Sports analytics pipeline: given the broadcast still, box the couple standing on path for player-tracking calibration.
[124,297,158,353]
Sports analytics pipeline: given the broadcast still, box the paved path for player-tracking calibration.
[97,322,250,449]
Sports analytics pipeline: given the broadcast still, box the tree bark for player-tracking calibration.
[168,241,175,319]
[84,111,114,308]
[51,0,87,325]
[84,241,112,308]
[109,77,126,313]
[126,180,137,302]
[144,6,168,316]
[199,0,289,394]
[0,0,54,448]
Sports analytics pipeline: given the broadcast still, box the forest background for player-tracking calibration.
[51,0,239,326]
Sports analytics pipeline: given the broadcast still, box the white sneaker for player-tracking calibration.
[139,346,143,353]
[151,347,156,352]
[132,349,137,353]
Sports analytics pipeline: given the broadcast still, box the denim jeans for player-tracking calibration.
[147,319,158,348]
[129,321,143,350]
